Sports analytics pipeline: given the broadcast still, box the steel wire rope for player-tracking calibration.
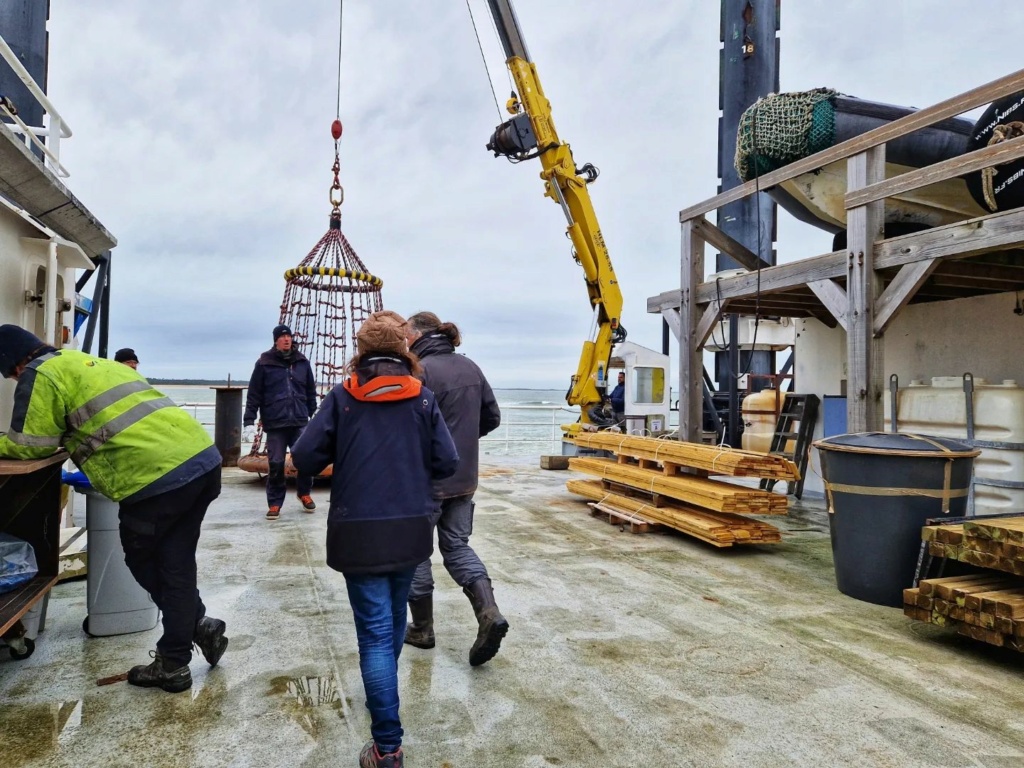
[335,0,344,119]
[465,0,505,122]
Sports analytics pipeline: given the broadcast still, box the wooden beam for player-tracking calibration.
[846,134,1024,210]
[692,218,764,272]
[679,220,704,443]
[846,147,886,433]
[648,208,1024,317]
[678,68,1024,223]
[687,252,847,305]
[696,300,726,348]
[873,259,940,336]
[660,307,681,340]
[807,279,849,331]
[875,208,1024,270]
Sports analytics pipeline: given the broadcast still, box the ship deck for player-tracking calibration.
[2,457,1024,767]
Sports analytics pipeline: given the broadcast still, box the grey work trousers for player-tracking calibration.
[408,494,489,599]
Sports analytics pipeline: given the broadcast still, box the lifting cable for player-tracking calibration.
[329,0,346,213]
[465,0,506,122]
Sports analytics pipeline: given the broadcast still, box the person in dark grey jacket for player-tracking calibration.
[403,311,507,667]
[243,324,318,520]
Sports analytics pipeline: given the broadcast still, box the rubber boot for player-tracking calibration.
[404,594,435,649]
[463,578,509,667]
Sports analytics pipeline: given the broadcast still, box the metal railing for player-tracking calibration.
[0,33,72,177]
[178,401,582,455]
[480,404,580,454]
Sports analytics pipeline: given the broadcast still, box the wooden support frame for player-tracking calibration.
[655,70,1024,451]
[845,146,886,432]
[873,259,940,336]
[692,218,764,271]
[807,279,849,331]
[678,220,704,443]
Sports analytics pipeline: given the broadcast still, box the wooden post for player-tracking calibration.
[846,147,886,432]
[679,219,705,443]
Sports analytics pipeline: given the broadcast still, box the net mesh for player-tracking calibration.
[735,88,838,181]
[248,214,383,458]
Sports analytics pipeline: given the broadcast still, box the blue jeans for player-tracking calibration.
[344,568,416,752]
[409,495,488,599]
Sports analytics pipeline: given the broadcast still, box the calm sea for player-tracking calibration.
[160,385,579,458]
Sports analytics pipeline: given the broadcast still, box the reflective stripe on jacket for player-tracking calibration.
[0,349,217,501]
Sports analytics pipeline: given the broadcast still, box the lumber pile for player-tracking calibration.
[566,479,781,547]
[922,517,1024,576]
[904,574,1024,652]
[569,457,788,516]
[571,433,799,479]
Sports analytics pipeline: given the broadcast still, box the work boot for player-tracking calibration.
[127,651,192,693]
[266,505,280,521]
[359,741,404,768]
[194,616,229,667]
[403,594,435,649]
[463,578,509,667]
[298,494,316,512]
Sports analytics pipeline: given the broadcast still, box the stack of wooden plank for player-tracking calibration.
[571,433,799,479]
[569,457,788,516]
[904,574,1024,651]
[566,479,781,546]
[922,517,1024,576]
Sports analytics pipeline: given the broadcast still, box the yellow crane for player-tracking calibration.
[482,1,625,431]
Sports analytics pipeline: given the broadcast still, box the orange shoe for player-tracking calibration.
[299,495,316,512]
[266,506,281,520]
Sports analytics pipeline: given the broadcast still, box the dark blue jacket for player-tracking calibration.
[610,382,625,413]
[243,348,317,430]
[411,333,500,498]
[291,358,459,575]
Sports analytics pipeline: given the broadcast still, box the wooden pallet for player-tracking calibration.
[588,502,662,534]
[569,456,787,516]
[566,479,781,547]
[571,433,798,479]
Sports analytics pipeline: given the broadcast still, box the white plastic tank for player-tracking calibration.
[82,490,159,636]
[741,389,779,453]
[884,376,1024,516]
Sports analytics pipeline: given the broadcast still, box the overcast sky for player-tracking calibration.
[44,1,1023,388]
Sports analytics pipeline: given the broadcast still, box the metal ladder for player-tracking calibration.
[759,394,820,499]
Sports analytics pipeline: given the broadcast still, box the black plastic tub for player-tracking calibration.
[814,432,979,607]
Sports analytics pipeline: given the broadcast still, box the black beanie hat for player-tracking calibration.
[114,348,139,364]
[273,324,293,341]
[0,325,46,377]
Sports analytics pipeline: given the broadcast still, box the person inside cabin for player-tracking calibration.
[292,310,458,768]
[401,311,508,667]
[114,347,139,370]
[610,370,626,423]
[242,323,319,521]
[0,324,229,693]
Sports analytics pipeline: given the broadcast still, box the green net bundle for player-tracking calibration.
[735,88,838,181]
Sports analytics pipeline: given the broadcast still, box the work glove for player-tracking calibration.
[242,425,257,443]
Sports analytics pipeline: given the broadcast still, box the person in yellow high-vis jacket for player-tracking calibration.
[0,325,228,693]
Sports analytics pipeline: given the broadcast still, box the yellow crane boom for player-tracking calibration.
[484,0,625,428]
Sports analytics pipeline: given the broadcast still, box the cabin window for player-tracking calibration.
[632,367,665,404]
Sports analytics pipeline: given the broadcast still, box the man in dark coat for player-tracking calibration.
[402,311,507,667]
[292,310,458,768]
[243,324,318,520]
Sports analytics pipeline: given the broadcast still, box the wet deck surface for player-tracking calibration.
[2,457,1024,767]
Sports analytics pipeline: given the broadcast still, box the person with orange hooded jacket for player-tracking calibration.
[292,310,458,768]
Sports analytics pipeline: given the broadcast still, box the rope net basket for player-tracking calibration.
[238,212,383,478]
